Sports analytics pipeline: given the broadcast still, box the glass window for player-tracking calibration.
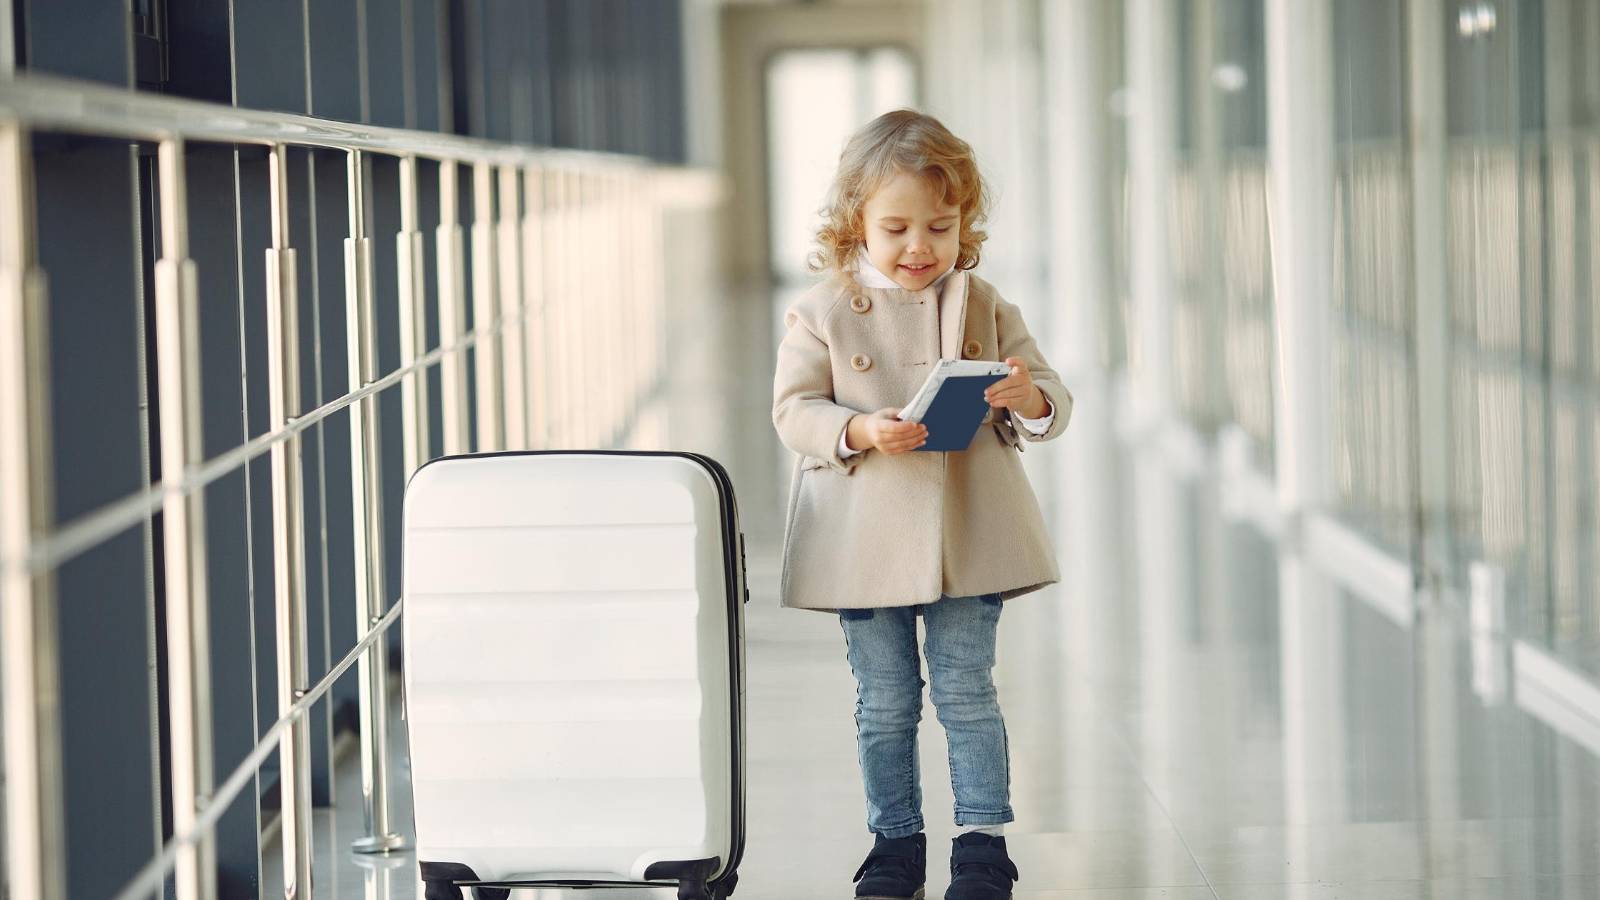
[764,47,918,285]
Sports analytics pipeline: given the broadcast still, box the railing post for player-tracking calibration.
[547,168,570,447]
[155,137,218,900]
[564,168,579,447]
[470,160,502,451]
[578,171,596,447]
[598,170,618,443]
[398,154,430,475]
[437,160,469,456]
[497,164,526,450]
[521,165,547,450]
[1266,0,1335,514]
[1126,0,1177,432]
[345,149,404,855]
[265,143,314,898]
[0,121,67,900]
[624,167,644,430]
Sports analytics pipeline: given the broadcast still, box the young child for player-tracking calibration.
[771,109,1071,900]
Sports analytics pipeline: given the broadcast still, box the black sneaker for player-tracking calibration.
[852,831,927,900]
[945,832,1018,900]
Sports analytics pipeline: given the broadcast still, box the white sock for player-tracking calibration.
[961,824,1004,837]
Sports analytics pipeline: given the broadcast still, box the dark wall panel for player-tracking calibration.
[413,0,448,132]
[368,0,409,128]
[19,0,130,85]
[524,0,555,146]
[449,0,485,137]
[308,0,365,123]
[546,0,587,151]
[36,139,157,900]
[165,0,232,104]
[650,0,686,162]
[232,0,311,114]
[484,0,537,143]
[489,0,682,161]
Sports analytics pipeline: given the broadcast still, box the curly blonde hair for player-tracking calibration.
[808,109,991,275]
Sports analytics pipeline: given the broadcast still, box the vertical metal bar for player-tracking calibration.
[1126,0,1176,429]
[304,143,338,811]
[547,168,567,447]
[593,171,609,446]
[630,167,645,438]
[568,168,582,445]
[470,161,502,451]
[640,169,663,429]
[585,170,602,447]
[1042,0,1120,660]
[636,168,653,431]
[597,170,614,443]
[265,144,313,899]
[1266,0,1335,511]
[607,170,624,442]
[130,143,165,897]
[344,149,404,855]
[0,122,67,900]
[436,161,469,455]
[521,166,547,450]
[155,137,218,900]
[568,170,586,446]
[397,155,430,474]
[579,170,596,447]
[613,170,630,438]
[554,168,573,447]
[1408,0,1454,593]
[614,169,630,434]
[497,165,526,451]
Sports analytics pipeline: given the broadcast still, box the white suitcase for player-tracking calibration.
[402,451,748,900]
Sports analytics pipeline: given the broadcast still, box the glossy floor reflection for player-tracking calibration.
[280,332,1600,900]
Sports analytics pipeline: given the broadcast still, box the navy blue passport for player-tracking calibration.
[900,362,1011,451]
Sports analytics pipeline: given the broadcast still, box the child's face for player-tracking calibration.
[860,170,960,291]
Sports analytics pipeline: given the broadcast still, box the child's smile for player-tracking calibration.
[861,170,960,291]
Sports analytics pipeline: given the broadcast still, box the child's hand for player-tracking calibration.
[850,408,927,455]
[984,357,1047,418]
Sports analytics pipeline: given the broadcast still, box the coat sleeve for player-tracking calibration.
[772,298,865,474]
[994,295,1073,443]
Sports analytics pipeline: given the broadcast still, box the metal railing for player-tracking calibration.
[0,72,713,900]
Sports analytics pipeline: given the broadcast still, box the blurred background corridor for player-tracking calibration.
[2,0,1600,897]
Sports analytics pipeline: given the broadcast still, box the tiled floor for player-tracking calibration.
[265,301,1600,899]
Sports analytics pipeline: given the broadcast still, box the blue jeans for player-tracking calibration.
[837,593,1013,839]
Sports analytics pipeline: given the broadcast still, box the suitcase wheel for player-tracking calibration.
[677,870,738,900]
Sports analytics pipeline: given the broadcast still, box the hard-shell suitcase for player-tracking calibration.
[401,451,748,900]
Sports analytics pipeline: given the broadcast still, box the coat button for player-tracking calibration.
[963,339,983,359]
[849,294,871,313]
[850,353,872,372]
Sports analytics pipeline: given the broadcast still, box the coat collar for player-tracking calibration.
[851,245,958,293]
[834,253,971,361]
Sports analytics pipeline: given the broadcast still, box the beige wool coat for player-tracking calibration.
[771,268,1072,612]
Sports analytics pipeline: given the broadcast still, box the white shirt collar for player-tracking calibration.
[852,245,957,291]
